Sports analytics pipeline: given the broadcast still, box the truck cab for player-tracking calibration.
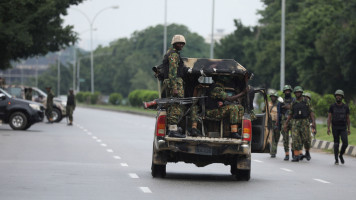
[150,58,272,181]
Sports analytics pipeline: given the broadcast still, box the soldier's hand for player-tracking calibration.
[218,101,223,107]
[327,128,330,135]
[173,89,178,97]
[283,124,287,132]
[348,129,351,135]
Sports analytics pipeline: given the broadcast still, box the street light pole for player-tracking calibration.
[57,52,61,96]
[280,0,286,90]
[73,6,119,94]
[163,0,167,55]
[210,0,215,59]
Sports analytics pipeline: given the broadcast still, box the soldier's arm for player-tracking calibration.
[347,113,351,135]
[226,89,247,102]
[308,102,316,129]
[168,52,179,91]
[327,113,332,135]
[211,87,227,100]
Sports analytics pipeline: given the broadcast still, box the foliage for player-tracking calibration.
[215,0,356,100]
[90,92,100,104]
[109,92,123,105]
[128,89,159,107]
[76,92,85,103]
[0,0,83,69]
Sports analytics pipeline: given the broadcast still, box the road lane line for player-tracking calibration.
[280,168,293,172]
[106,149,113,153]
[101,143,107,147]
[83,129,88,132]
[253,159,263,163]
[96,139,102,143]
[129,173,139,179]
[87,132,92,135]
[92,136,98,140]
[139,187,152,193]
[121,163,128,167]
[113,156,121,159]
[313,178,331,184]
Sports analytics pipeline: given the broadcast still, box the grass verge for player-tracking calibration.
[79,103,156,116]
[316,124,356,146]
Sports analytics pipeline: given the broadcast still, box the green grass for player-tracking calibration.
[78,103,157,116]
[316,124,356,146]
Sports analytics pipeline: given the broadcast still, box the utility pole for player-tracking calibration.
[163,0,167,55]
[57,52,61,97]
[280,0,286,90]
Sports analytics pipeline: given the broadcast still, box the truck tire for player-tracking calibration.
[9,112,28,130]
[52,108,62,122]
[235,169,251,181]
[151,162,166,178]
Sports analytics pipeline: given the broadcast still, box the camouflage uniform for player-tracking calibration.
[164,47,184,125]
[280,98,294,153]
[289,99,313,151]
[205,83,243,124]
[268,101,280,155]
[46,90,54,120]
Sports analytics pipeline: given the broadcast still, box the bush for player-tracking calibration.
[315,94,335,117]
[349,100,356,128]
[83,92,91,104]
[128,89,159,107]
[109,93,123,105]
[90,92,100,104]
[76,92,85,103]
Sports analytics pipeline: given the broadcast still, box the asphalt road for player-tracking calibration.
[0,107,355,200]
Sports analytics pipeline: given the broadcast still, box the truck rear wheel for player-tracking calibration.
[151,162,166,178]
[235,169,251,181]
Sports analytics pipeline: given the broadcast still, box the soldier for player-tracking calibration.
[25,87,32,101]
[204,76,245,138]
[303,92,311,101]
[327,90,351,165]
[45,86,54,123]
[266,92,280,158]
[66,88,76,126]
[163,34,189,138]
[279,85,294,160]
[284,86,316,162]
[0,77,5,89]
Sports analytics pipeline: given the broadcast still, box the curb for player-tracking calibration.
[279,137,356,157]
[79,105,356,157]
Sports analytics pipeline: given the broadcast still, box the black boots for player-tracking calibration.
[230,132,241,139]
[190,128,203,137]
[291,155,300,162]
[284,155,289,161]
[339,155,345,164]
[168,130,185,138]
[305,151,311,161]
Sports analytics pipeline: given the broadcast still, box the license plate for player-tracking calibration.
[195,146,213,155]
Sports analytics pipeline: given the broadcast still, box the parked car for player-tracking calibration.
[0,88,45,130]
[4,85,66,122]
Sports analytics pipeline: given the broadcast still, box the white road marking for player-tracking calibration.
[87,132,92,135]
[92,136,98,140]
[96,139,102,143]
[314,178,331,184]
[101,143,107,147]
[83,129,88,132]
[280,168,293,172]
[113,156,121,159]
[253,159,263,163]
[129,173,139,179]
[106,149,114,153]
[139,187,152,193]
[121,163,128,167]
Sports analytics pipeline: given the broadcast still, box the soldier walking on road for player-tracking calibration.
[162,35,190,138]
[284,86,316,162]
[66,89,76,126]
[45,86,54,123]
[279,85,294,160]
[25,87,32,101]
[267,92,280,158]
[327,90,351,165]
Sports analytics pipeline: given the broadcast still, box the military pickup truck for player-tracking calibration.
[147,58,273,181]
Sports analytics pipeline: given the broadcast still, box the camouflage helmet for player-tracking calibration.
[283,85,293,92]
[334,89,344,97]
[269,92,278,97]
[293,86,303,93]
[303,92,311,99]
[171,34,186,45]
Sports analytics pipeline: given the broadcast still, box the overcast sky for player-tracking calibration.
[63,0,264,50]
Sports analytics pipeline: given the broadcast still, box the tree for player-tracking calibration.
[0,0,83,69]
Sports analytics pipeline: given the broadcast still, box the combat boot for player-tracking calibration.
[271,154,276,158]
[168,130,186,138]
[291,156,299,162]
[299,154,305,161]
[190,128,202,137]
[305,151,311,161]
[284,155,289,161]
[339,155,345,164]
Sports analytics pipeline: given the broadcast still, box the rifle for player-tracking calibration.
[143,97,206,109]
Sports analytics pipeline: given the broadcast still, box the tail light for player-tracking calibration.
[242,119,252,141]
[143,100,157,109]
[156,115,166,136]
